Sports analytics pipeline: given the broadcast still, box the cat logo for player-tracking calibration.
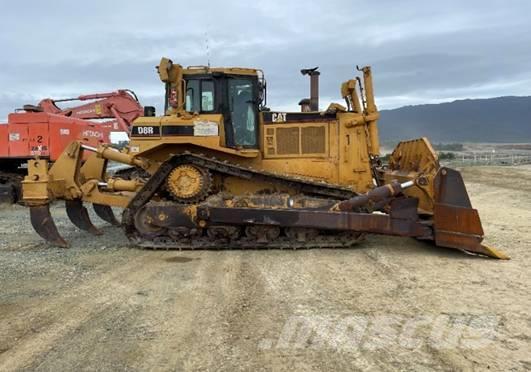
[271,112,287,122]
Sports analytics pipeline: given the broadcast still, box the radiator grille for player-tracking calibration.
[276,127,300,155]
[265,124,327,157]
[301,126,326,154]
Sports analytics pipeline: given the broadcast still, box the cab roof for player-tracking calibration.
[183,65,260,77]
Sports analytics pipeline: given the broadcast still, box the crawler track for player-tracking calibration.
[122,153,363,249]
[131,233,366,250]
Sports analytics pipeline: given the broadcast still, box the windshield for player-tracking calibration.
[185,79,214,112]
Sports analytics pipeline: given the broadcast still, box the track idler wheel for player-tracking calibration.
[133,205,166,238]
[285,227,318,243]
[168,227,199,240]
[207,226,240,242]
[65,199,103,235]
[245,225,281,244]
[30,205,68,248]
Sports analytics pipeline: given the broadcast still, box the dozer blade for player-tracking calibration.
[93,204,121,226]
[433,168,509,259]
[65,199,103,235]
[30,205,68,248]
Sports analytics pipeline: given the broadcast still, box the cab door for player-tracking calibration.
[226,77,258,149]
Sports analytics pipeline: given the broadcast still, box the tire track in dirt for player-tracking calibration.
[247,250,386,371]
[0,251,168,371]
[128,251,246,371]
[252,248,472,371]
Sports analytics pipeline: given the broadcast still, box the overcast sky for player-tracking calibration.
[1,0,530,121]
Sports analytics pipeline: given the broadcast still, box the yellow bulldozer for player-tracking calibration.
[22,58,508,259]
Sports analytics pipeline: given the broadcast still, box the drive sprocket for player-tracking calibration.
[165,164,211,203]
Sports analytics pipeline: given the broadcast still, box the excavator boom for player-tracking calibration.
[0,89,143,203]
[27,89,143,132]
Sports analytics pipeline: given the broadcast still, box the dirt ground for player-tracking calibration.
[0,165,529,371]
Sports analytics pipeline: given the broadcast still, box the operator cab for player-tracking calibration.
[177,67,266,149]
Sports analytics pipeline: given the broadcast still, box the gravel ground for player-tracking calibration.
[0,165,529,371]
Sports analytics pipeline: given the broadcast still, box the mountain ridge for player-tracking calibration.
[379,96,531,142]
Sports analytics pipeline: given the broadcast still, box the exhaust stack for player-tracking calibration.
[301,67,320,111]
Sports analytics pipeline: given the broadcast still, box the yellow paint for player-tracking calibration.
[22,59,437,214]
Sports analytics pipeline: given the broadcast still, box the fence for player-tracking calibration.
[444,152,531,166]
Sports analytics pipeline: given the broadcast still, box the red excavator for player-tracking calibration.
[0,90,145,202]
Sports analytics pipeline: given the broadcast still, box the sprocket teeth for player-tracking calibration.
[165,164,211,203]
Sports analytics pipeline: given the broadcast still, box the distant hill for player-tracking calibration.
[379,96,531,142]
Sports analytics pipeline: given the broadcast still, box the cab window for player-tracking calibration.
[201,80,214,111]
[186,79,214,112]
[228,78,257,147]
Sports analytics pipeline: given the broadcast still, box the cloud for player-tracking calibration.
[0,0,530,116]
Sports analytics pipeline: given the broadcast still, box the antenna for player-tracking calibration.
[204,32,211,68]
